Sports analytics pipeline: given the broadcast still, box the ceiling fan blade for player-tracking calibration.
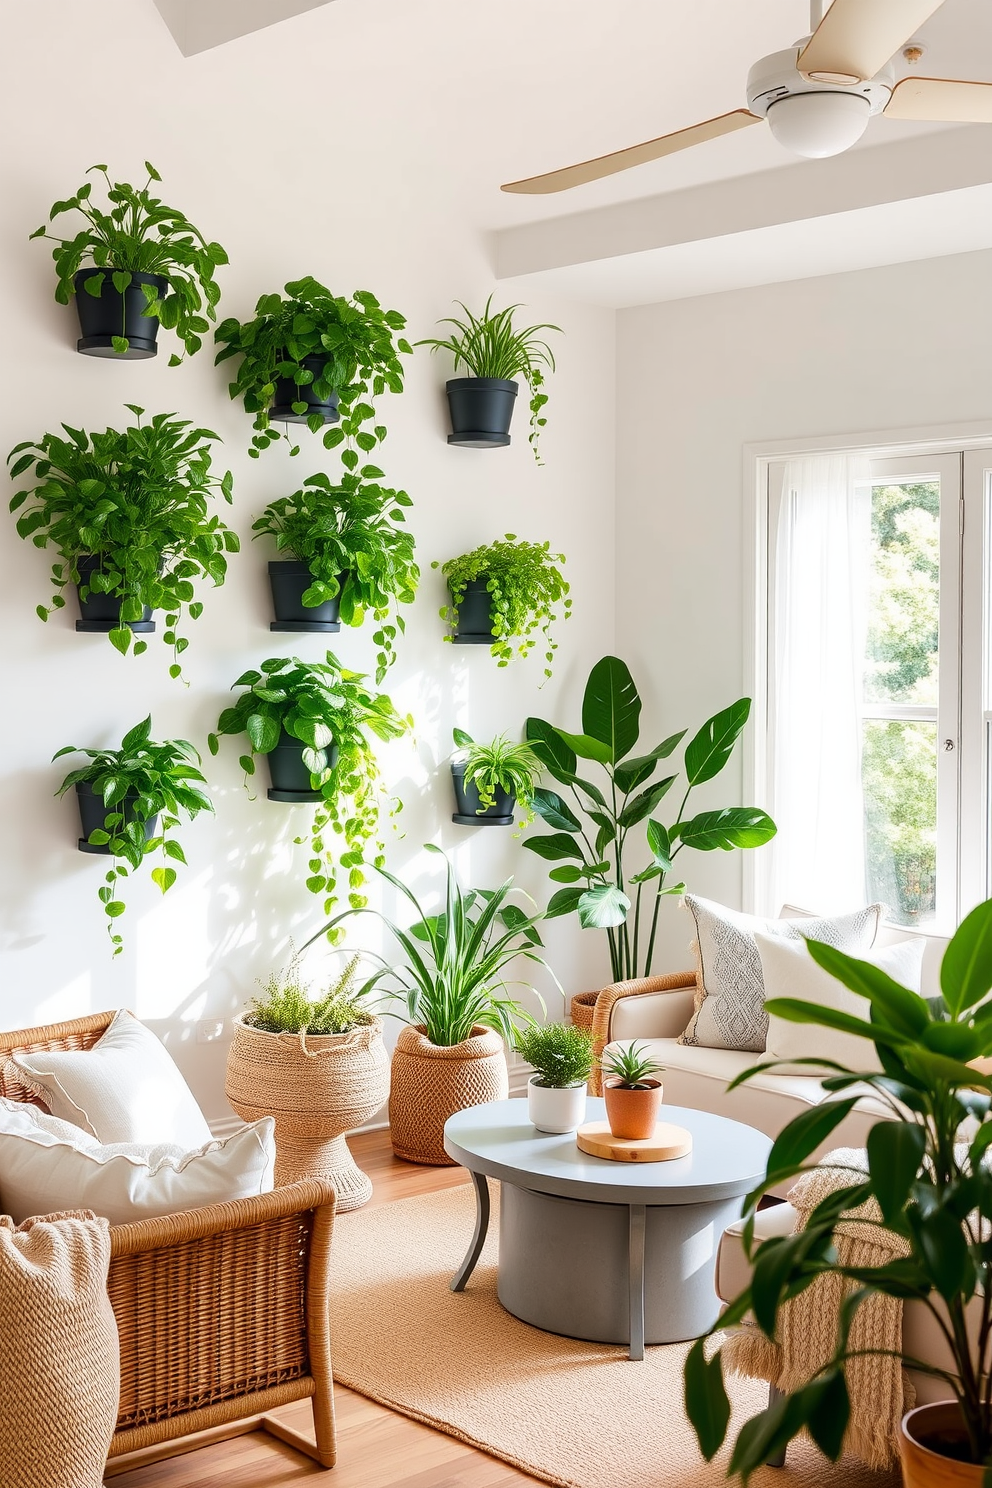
[797,0,945,85]
[500,110,761,195]
[884,75,992,121]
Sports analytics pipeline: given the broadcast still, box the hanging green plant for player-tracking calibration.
[434,535,571,679]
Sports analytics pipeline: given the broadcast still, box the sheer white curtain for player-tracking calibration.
[764,454,871,914]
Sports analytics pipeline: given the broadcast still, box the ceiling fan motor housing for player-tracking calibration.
[747,46,893,156]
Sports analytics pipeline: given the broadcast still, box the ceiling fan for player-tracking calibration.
[501,0,992,194]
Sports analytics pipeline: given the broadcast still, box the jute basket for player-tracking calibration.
[225,1014,389,1211]
[570,991,600,1029]
[388,1023,508,1166]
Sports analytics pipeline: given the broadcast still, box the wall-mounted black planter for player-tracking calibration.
[73,269,168,360]
[266,730,339,803]
[75,556,155,634]
[75,780,159,854]
[268,561,344,633]
[451,580,495,645]
[269,354,341,425]
[451,760,514,826]
[445,378,517,448]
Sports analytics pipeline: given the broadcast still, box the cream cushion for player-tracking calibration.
[0,1098,275,1226]
[7,1009,211,1148]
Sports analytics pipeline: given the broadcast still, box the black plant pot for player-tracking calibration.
[75,781,159,855]
[268,561,344,632]
[451,580,495,645]
[73,269,168,360]
[269,354,341,425]
[266,730,339,803]
[75,555,155,634]
[445,378,517,448]
[451,761,514,827]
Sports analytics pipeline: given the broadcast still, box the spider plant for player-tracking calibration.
[452,728,541,823]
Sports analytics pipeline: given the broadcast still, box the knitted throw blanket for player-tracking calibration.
[0,1210,119,1488]
[722,1147,913,1470]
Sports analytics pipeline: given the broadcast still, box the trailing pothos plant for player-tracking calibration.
[452,728,541,825]
[30,161,227,361]
[208,653,410,919]
[54,716,212,956]
[214,276,411,458]
[8,406,239,680]
[253,466,418,681]
[435,535,571,680]
[524,656,777,984]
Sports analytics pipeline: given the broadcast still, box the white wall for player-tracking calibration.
[616,249,992,970]
[0,0,616,1123]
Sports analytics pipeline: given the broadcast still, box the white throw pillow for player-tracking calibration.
[0,1099,275,1226]
[678,896,884,1053]
[7,1009,211,1148]
[757,931,926,1075]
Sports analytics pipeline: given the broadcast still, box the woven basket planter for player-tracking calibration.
[388,1024,508,1166]
[570,991,600,1030]
[225,1014,389,1211]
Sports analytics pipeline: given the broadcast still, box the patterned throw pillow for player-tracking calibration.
[678,895,884,1053]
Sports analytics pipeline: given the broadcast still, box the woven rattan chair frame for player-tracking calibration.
[0,1011,337,1474]
[587,972,698,1095]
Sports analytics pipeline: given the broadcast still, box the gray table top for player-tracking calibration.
[444,1098,773,1206]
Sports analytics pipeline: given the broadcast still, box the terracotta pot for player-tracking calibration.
[900,1402,985,1487]
[388,1023,508,1165]
[603,1078,664,1140]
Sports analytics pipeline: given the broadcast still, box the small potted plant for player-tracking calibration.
[515,1022,594,1133]
[450,728,541,826]
[225,954,389,1211]
[208,652,409,914]
[252,466,418,680]
[435,535,571,681]
[417,296,561,461]
[54,716,212,956]
[31,161,227,361]
[215,276,411,458]
[599,1042,665,1140]
[8,407,239,680]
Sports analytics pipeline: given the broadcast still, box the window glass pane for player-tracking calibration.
[862,719,937,925]
[863,482,940,706]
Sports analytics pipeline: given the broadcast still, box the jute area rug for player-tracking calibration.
[329,1184,899,1488]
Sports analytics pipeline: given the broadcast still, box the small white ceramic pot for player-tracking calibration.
[527,1075,587,1133]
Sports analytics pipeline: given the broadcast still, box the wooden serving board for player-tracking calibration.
[575,1121,693,1163]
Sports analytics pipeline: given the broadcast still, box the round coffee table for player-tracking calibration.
[444,1097,771,1360]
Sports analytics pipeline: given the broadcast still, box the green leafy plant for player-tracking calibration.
[244,953,373,1035]
[515,1021,594,1088]
[417,296,561,463]
[683,897,992,1482]
[524,656,777,983]
[54,716,212,956]
[452,728,542,824]
[303,845,554,1048]
[435,535,571,680]
[253,467,418,681]
[208,653,410,917]
[600,1041,664,1089]
[30,161,227,361]
[8,406,238,680]
[215,276,411,458]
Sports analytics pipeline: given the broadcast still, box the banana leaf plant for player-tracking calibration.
[524,656,776,983]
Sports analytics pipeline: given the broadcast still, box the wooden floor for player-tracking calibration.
[110,1129,543,1488]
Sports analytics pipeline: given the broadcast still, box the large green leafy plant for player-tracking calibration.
[208,653,409,917]
[31,162,227,361]
[55,716,212,956]
[8,406,238,679]
[435,535,571,680]
[524,656,776,982]
[215,276,411,458]
[253,467,418,682]
[684,898,992,1482]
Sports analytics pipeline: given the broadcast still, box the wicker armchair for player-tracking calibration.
[0,1011,336,1476]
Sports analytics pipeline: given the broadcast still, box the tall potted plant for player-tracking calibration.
[208,653,409,916]
[683,897,992,1488]
[31,161,227,361]
[435,535,571,681]
[417,296,561,461]
[450,728,541,826]
[8,407,239,680]
[54,716,212,956]
[215,276,411,458]
[252,466,418,680]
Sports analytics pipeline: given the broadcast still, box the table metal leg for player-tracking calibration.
[628,1203,646,1360]
[450,1170,490,1292]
